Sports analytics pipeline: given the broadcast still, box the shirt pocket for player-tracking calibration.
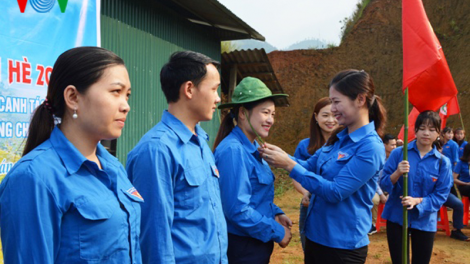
[182,166,208,208]
[75,198,126,261]
[421,169,439,196]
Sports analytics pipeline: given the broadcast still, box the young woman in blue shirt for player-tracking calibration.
[438,126,468,241]
[260,69,387,263]
[0,47,143,264]
[441,127,459,169]
[454,144,470,199]
[213,77,291,264]
[292,97,338,250]
[381,111,454,263]
[453,127,467,158]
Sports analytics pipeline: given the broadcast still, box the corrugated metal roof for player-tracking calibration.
[221,49,289,107]
[157,0,265,41]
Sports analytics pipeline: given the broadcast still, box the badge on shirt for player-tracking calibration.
[127,187,144,201]
[337,151,349,160]
[212,165,220,178]
[445,146,450,149]
[430,175,438,182]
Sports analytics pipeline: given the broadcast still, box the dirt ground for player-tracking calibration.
[270,188,470,264]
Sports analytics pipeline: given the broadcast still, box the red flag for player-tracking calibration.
[439,96,460,128]
[402,0,458,112]
[398,107,420,142]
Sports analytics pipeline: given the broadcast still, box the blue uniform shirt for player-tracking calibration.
[454,160,470,183]
[294,138,312,161]
[0,127,143,264]
[214,126,285,243]
[290,121,385,249]
[380,141,453,232]
[126,110,228,264]
[458,141,468,158]
[442,139,459,169]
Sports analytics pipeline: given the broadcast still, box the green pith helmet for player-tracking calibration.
[218,77,288,109]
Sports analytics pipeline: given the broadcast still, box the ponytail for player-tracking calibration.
[368,95,387,138]
[22,101,55,156]
[213,108,238,151]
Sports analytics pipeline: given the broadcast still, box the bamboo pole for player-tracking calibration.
[402,88,409,264]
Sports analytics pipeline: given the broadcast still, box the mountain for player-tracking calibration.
[284,39,329,50]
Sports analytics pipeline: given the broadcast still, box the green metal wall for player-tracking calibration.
[101,0,222,165]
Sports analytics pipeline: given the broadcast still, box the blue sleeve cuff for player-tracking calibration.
[272,221,285,243]
[290,164,308,184]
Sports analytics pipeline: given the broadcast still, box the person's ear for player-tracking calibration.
[63,85,80,115]
[356,94,366,108]
[181,81,195,100]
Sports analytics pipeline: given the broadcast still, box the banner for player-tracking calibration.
[0,0,100,181]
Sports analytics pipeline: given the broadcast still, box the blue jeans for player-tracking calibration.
[299,201,308,251]
[443,193,464,229]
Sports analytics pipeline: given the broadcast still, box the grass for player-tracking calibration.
[273,168,293,197]
[340,0,372,42]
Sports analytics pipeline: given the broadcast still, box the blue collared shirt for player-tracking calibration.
[458,141,468,158]
[0,127,143,264]
[290,121,385,249]
[294,138,312,161]
[126,110,228,264]
[454,160,470,183]
[380,141,453,232]
[442,139,459,169]
[214,126,285,243]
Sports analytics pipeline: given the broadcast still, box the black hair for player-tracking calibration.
[160,51,220,103]
[442,127,453,135]
[383,134,396,144]
[23,47,125,156]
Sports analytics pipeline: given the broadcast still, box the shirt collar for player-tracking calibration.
[337,121,376,143]
[160,110,208,143]
[49,127,118,175]
[232,126,259,154]
[49,126,88,175]
[408,140,442,159]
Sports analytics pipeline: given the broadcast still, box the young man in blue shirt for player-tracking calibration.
[126,51,228,263]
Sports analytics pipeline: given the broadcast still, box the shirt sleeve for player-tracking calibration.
[380,148,402,193]
[216,146,285,243]
[454,160,462,174]
[126,142,176,264]
[290,140,384,203]
[451,144,459,165]
[295,147,321,173]
[416,157,454,218]
[0,165,62,264]
[272,203,284,216]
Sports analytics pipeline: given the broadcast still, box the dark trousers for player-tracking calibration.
[304,238,368,264]
[443,192,465,229]
[386,221,435,264]
[227,233,274,264]
[458,185,470,198]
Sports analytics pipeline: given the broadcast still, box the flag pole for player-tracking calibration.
[402,87,409,264]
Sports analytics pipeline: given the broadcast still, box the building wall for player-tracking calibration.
[101,0,222,165]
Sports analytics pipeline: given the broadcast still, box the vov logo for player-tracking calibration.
[17,0,69,13]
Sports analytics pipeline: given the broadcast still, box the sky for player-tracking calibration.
[218,0,362,49]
